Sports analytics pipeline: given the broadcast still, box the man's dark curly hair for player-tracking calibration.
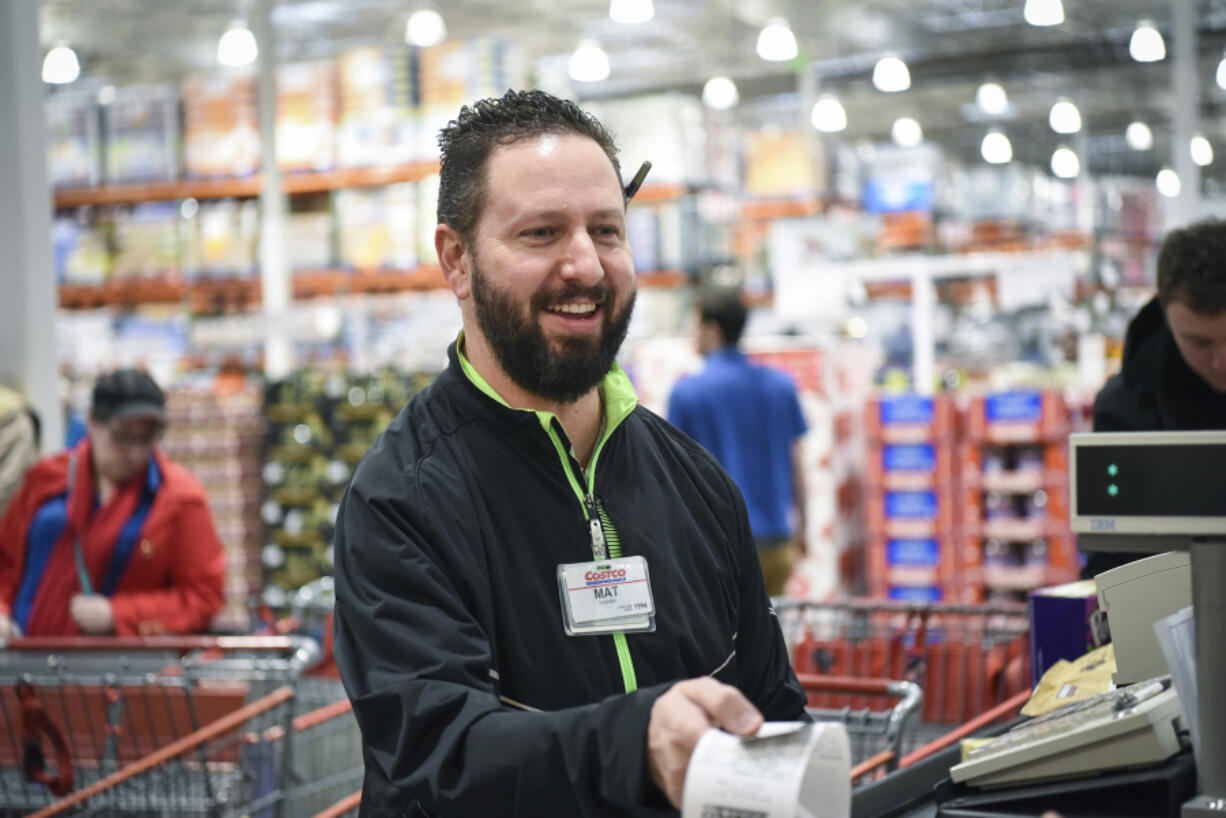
[436,89,622,245]
[1157,218,1226,313]
[698,288,749,348]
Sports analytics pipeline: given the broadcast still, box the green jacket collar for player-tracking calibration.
[455,331,638,438]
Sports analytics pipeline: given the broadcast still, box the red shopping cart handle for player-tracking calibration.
[17,683,74,796]
[795,674,900,696]
[7,635,304,653]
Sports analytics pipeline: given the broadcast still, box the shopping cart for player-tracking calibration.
[776,598,1030,757]
[797,673,922,788]
[247,577,362,813]
[0,634,362,817]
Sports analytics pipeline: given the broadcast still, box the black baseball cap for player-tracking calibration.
[91,369,166,424]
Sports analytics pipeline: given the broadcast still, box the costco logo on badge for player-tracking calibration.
[585,568,626,584]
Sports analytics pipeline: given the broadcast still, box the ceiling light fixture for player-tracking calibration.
[1051,146,1080,178]
[756,19,798,62]
[405,9,447,47]
[891,117,923,147]
[1191,135,1214,167]
[569,40,610,82]
[702,76,739,110]
[872,55,910,92]
[975,82,1008,115]
[810,95,847,133]
[217,21,258,66]
[1129,21,1165,63]
[1023,0,1064,27]
[609,0,654,24]
[1048,98,1081,133]
[1125,121,1153,151]
[1156,167,1181,197]
[42,43,80,84]
[981,130,1013,164]
[1218,52,1226,89]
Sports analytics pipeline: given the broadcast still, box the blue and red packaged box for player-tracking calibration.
[866,441,955,489]
[1028,579,1111,686]
[888,585,943,603]
[966,390,1069,443]
[867,488,956,539]
[865,394,956,443]
[881,537,954,587]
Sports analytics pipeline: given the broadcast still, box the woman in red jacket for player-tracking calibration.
[0,369,224,640]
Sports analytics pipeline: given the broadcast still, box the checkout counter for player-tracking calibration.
[850,430,1225,818]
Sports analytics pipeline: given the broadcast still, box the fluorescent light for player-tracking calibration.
[1125,121,1153,151]
[1048,98,1081,134]
[405,9,446,47]
[1191,135,1214,167]
[609,0,653,24]
[1130,21,1165,62]
[810,96,847,133]
[42,44,80,84]
[702,76,739,110]
[756,19,798,62]
[1051,147,1080,178]
[1023,0,1064,26]
[217,21,258,66]
[872,55,910,92]
[981,130,1013,164]
[1218,53,1226,89]
[891,117,923,148]
[975,82,1008,115]
[569,40,610,83]
[1156,168,1181,197]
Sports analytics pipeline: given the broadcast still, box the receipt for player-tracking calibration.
[681,722,851,818]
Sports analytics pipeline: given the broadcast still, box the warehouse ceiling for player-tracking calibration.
[36,0,1226,182]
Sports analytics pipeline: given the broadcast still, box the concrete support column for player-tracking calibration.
[0,1,64,451]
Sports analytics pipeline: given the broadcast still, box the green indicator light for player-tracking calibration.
[1108,484,1119,497]
[1107,464,1119,477]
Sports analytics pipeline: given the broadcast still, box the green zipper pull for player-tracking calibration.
[584,495,607,560]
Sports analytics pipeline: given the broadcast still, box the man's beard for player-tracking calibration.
[470,256,635,404]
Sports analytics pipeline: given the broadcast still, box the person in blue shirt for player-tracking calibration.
[668,288,808,596]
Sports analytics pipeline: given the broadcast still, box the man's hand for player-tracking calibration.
[70,595,115,635]
[647,678,764,809]
[0,613,22,644]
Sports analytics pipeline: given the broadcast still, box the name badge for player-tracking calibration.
[557,556,656,636]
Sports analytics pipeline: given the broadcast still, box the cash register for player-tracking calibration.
[946,431,1225,818]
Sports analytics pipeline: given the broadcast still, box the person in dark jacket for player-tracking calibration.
[1082,218,1226,578]
[332,90,808,817]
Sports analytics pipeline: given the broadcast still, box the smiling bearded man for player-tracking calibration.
[470,253,636,404]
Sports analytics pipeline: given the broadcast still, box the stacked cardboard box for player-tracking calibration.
[276,61,339,173]
[161,378,265,631]
[337,45,417,168]
[45,86,102,188]
[957,389,1077,603]
[864,394,959,601]
[182,72,261,178]
[102,84,180,183]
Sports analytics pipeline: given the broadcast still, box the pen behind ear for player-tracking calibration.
[624,161,653,201]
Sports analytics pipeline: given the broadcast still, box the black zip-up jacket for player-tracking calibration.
[1082,297,1226,577]
[333,342,808,817]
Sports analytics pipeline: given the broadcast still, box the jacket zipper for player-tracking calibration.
[544,422,638,694]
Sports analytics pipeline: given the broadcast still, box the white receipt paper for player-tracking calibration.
[681,721,851,818]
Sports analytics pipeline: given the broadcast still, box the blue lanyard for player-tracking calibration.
[68,453,161,596]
